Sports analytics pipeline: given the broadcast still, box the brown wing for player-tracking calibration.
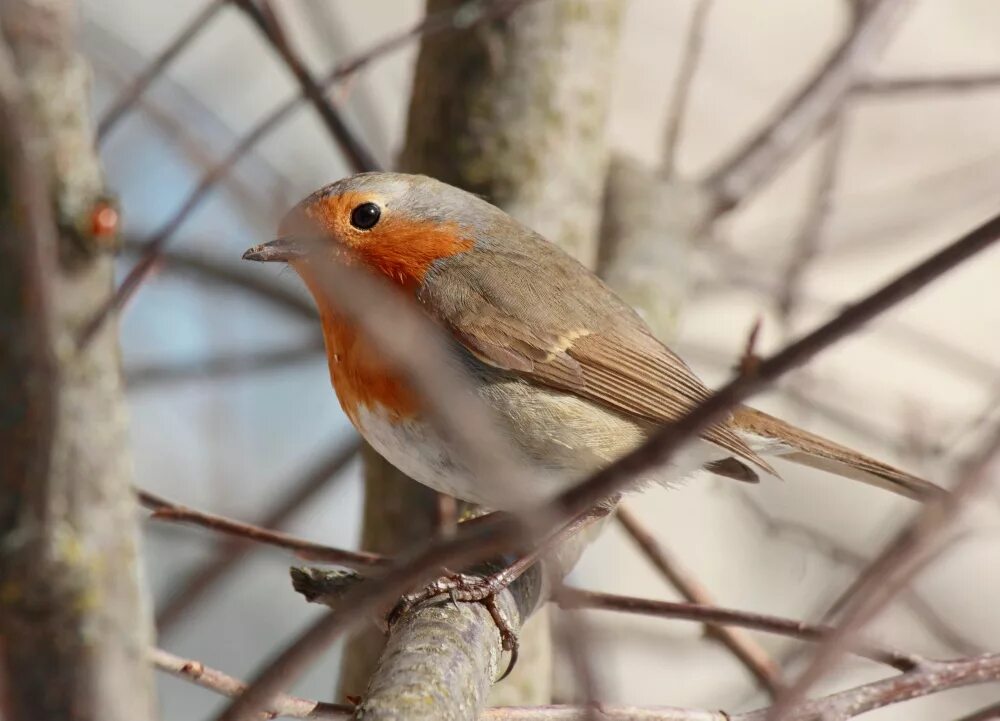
[420,239,776,478]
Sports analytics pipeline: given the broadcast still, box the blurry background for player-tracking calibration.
[82,0,1000,718]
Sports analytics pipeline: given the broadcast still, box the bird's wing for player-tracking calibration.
[420,245,776,479]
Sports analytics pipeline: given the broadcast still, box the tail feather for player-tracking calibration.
[733,407,945,502]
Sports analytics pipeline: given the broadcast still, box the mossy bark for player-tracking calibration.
[0,2,157,720]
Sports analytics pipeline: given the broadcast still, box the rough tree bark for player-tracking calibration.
[336,1,624,719]
[0,2,157,720]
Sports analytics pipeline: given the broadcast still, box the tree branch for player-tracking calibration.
[138,488,386,570]
[704,0,912,212]
[97,0,228,141]
[616,506,784,695]
[155,440,361,634]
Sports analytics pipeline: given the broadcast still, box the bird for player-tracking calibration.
[243,171,941,511]
[243,171,943,674]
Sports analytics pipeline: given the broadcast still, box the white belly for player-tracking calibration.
[353,402,730,510]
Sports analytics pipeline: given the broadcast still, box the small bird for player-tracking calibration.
[244,171,940,511]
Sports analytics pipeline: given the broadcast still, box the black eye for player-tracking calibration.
[350,202,381,230]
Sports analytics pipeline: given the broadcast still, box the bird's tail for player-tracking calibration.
[734,407,945,502]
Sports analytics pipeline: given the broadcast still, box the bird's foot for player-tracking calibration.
[389,569,521,680]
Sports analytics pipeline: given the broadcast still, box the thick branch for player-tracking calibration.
[0,2,157,718]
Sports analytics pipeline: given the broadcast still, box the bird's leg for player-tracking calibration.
[390,505,611,680]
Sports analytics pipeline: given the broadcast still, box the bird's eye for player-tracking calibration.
[350,202,381,230]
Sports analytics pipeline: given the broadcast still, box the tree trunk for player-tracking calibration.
[0,2,157,720]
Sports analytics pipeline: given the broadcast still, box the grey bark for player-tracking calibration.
[339,1,624,719]
[0,2,157,720]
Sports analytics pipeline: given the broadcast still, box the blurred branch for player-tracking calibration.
[0,1,157,718]
[660,0,714,177]
[97,0,228,141]
[738,493,985,657]
[138,488,386,569]
[955,701,1000,721]
[126,342,323,389]
[704,0,912,213]
[857,73,1000,95]
[766,427,1000,719]
[155,440,361,634]
[616,506,784,695]
[234,0,379,171]
[211,206,1000,721]
[775,114,846,325]
[79,0,528,348]
[121,238,317,319]
[557,588,923,672]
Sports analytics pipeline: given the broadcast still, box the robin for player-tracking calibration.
[243,172,940,664]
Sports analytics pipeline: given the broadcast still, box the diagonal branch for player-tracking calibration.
[154,440,361,633]
[704,0,912,213]
[97,0,228,141]
[857,73,1000,95]
[211,207,1000,721]
[764,425,1000,720]
[138,488,387,570]
[616,506,784,695]
[233,0,379,172]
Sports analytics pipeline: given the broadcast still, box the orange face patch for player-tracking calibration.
[296,190,473,291]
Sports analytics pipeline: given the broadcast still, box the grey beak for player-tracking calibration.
[242,237,306,262]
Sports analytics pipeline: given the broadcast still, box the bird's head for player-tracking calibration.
[242,172,503,292]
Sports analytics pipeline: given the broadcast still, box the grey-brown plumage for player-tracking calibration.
[246,172,944,506]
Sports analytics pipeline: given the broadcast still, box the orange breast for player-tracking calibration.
[319,312,419,425]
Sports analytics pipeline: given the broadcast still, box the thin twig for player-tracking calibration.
[557,588,922,672]
[233,0,379,172]
[78,0,529,349]
[97,0,229,142]
[765,427,1000,720]
[705,0,912,212]
[138,488,386,570]
[738,493,986,657]
[155,440,360,633]
[211,204,1000,721]
[153,647,351,719]
[616,506,784,695]
[126,342,323,389]
[857,73,1000,96]
[660,0,714,177]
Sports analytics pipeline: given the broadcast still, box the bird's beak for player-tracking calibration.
[242,237,307,263]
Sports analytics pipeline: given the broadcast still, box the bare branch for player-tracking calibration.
[616,506,784,695]
[138,488,387,570]
[557,588,922,672]
[704,0,912,212]
[738,493,986,657]
[775,115,846,324]
[765,427,1000,719]
[660,0,714,177]
[155,440,360,633]
[233,0,379,172]
[97,0,228,141]
[212,207,1000,721]
[153,647,351,720]
[858,73,1000,96]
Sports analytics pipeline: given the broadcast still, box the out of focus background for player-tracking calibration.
[82,0,1000,718]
